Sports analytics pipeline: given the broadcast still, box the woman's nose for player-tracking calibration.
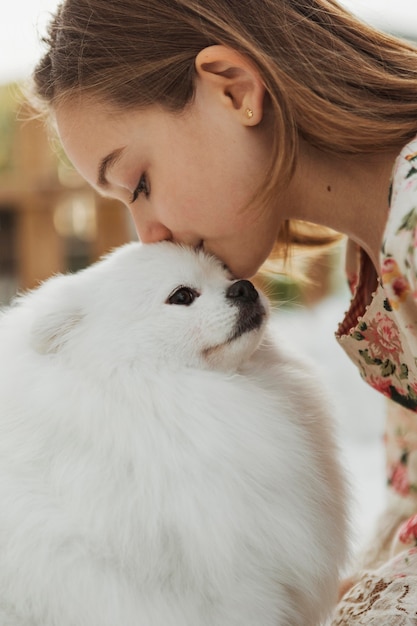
[131,212,201,247]
[133,219,173,244]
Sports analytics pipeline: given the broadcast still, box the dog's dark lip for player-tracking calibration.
[227,306,266,343]
[201,305,266,360]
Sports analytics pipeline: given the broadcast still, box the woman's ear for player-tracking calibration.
[195,45,266,125]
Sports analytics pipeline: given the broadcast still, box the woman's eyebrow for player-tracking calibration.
[97,147,125,187]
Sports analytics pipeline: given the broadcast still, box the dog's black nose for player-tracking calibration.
[226,280,259,303]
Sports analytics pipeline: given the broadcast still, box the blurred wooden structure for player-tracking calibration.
[0,85,133,303]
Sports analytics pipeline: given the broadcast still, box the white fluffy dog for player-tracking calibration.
[0,241,348,626]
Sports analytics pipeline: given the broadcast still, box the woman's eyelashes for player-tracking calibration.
[130,173,150,204]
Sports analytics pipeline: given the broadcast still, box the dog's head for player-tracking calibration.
[30,242,269,373]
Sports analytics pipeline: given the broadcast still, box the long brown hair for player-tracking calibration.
[32,0,417,255]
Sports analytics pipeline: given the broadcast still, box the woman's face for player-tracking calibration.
[55,86,281,278]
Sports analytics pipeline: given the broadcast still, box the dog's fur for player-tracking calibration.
[0,241,348,625]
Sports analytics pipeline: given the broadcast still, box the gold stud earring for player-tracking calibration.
[245,107,254,119]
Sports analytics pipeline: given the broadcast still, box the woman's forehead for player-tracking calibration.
[54,99,126,187]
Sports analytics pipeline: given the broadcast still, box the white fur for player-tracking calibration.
[0,241,348,625]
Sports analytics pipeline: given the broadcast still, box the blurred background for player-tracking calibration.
[1,1,417,555]
[0,0,135,305]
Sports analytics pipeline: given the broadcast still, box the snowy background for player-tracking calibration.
[271,290,386,557]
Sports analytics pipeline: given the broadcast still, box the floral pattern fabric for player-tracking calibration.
[334,136,417,622]
[332,549,417,624]
[337,137,417,504]
[337,140,417,412]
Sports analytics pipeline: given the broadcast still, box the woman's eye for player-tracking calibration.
[167,287,199,306]
[130,174,150,204]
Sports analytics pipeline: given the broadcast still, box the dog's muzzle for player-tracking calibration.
[226,280,266,340]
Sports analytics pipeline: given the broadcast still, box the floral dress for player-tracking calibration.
[333,137,417,623]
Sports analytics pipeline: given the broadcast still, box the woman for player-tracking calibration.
[32,0,417,621]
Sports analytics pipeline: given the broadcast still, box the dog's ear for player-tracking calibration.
[31,308,84,355]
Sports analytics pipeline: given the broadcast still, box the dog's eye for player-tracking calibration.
[167,287,198,306]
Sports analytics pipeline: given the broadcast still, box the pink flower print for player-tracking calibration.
[398,514,417,545]
[368,374,393,398]
[381,258,410,308]
[389,462,410,496]
[364,313,402,362]
[381,258,401,282]
[391,276,410,301]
